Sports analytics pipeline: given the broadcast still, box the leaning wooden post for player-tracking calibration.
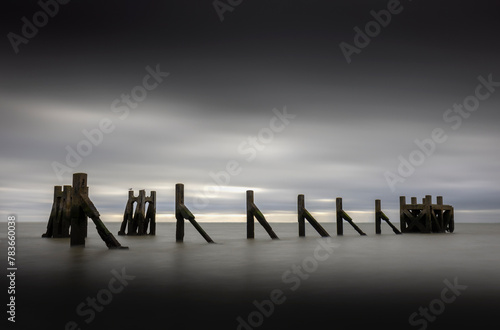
[247,190,255,239]
[176,184,185,242]
[146,191,156,235]
[298,194,305,237]
[70,173,88,246]
[336,197,343,235]
[42,186,61,238]
[135,190,146,235]
[60,185,72,237]
[118,191,134,235]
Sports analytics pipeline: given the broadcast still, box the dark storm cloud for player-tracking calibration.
[1,1,499,223]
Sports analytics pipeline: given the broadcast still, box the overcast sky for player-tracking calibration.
[1,1,499,223]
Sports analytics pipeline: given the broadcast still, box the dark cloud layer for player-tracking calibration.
[1,1,499,222]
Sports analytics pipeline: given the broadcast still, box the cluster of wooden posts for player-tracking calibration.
[42,173,454,249]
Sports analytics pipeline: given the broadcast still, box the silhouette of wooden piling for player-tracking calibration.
[118,190,156,236]
[298,194,330,237]
[246,190,279,239]
[400,195,454,233]
[42,185,72,238]
[336,197,366,236]
[175,184,214,243]
[375,199,401,234]
[69,173,127,249]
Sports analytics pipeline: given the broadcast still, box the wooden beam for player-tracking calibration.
[298,194,305,237]
[336,197,343,235]
[175,183,185,242]
[247,190,255,239]
[70,173,88,246]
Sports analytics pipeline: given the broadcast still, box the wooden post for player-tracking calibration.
[336,197,343,235]
[411,197,417,204]
[134,190,146,235]
[118,191,134,235]
[298,194,305,237]
[60,185,72,237]
[146,191,156,235]
[247,190,255,239]
[70,173,88,246]
[399,196,406,233]
[176,184,185,242]
[436,196,444,233]
[375,199,382,234]
[424,195,432,233]
[42,186,62,238]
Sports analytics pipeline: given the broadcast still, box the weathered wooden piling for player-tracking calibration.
[70,173,88,246]
[400,195,454,233]
[375,199,401,234]
[298,194,330,237]
[246,190,279,239]
[118,190,156,236]
[336,197,366,236]
[175,184,214,243]
[42,185,72,238]
[68,173,126,249]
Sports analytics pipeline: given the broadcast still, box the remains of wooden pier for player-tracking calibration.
[336,198,366,236]
[175,184,214,243]
[118,190,156,236]
[43,173,126,249]
[247,190,279,239]
[399,195,454,233]
[43,173,459,249]
[297,194,330,237]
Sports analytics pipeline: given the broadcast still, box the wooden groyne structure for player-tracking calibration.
[400,195,454,233]
[43,173,455,249]
[43,173,126,249]
[118,190,156,236]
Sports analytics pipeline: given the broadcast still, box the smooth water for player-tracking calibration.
[3,222,500,329]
